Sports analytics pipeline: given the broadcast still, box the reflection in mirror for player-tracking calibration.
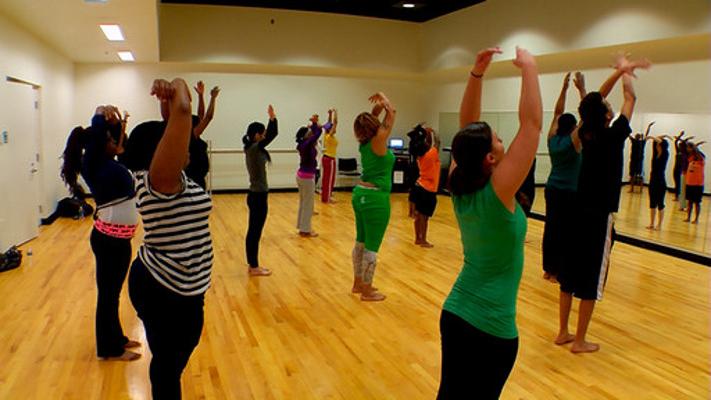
[440,111,710,256]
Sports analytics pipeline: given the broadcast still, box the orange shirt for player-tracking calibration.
[686,157,705,186]
[416,147,441,193]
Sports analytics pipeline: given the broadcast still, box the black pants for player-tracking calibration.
[673,164,681,197]
[437,310,519,400]
[246,191,268,267]
[129,258,204,400]
[542,188,576,277]
[90,228,131,357]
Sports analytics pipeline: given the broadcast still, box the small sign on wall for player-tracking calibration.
[393,170,404,184]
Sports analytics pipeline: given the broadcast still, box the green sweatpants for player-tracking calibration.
[352,186,391,252]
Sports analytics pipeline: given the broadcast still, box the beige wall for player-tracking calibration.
[421,0,710,71]
[0,11,75,218]
[160,4,422,73]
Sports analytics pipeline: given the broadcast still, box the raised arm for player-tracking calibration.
[599,53,651,98]
[149,78,193,195]
[459,47,502,129]
[644,121,655,138]
[369,92,397,156]
[573,71,587,99]
[260,104,279,148]
[620,73,637,121]
[491,47,543,212]
[548,72,571,138]
[194,81,205,120]
[193,86,220,138]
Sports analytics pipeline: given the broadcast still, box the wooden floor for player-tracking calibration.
[532,187,711,256]
[1,192,709,399]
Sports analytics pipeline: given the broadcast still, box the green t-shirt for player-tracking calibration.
[359,141,395,192]
[443,181,527,339]
[546,135,581,192]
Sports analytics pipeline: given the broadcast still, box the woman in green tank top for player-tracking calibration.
[350,92,396,302]
[438,47,542,400]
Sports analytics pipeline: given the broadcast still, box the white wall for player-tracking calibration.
[0,11,74,229]
[73,63,424,189]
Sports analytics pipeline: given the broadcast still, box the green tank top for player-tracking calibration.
[443,181,527,339]
[359,141,395,192]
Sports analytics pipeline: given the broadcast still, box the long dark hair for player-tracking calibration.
[578,92,608,142]
[242,121,271,163]
[448,122,494,196]
[295,126,309,145]
[61,126,88,198]
[556,113,577,137]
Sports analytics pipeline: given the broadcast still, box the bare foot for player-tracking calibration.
[683,218,690,222]
[645,225,654,230]
[299,231,319,238]
[543,272,551,281]
[360,291,386,302]
[248,267,272,276]
[100,350,141,362]
[124,340,141,349]
[419,241,434,248]
[352,284,378,294]
[692,220,698,224]
[571,341,600,354]
[554,333,575,345]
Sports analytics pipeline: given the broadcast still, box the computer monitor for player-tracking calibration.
[388,137,404,150]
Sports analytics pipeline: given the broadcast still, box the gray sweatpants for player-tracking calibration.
[296,176,315,233]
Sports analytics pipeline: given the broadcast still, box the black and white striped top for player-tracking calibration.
[135,170,213,296]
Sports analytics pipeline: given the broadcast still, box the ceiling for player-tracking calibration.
[160,0,485,23]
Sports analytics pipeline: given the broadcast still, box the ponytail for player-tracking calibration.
[61,126,87,197]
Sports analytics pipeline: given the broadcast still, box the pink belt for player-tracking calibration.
[94,219,137,239]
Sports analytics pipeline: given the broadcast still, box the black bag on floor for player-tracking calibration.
[0,246,22,272]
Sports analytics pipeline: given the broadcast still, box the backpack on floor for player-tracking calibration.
[0,246,22,273]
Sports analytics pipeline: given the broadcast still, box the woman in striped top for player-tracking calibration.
[123,78,213,400]
[61,106,141,362]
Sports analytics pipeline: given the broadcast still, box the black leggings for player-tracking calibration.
[438,310,519,400]
[129,258,204,400]
[246,191,268,267]
[90,228,131,358]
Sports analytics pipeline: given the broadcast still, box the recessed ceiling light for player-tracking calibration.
[402,3,416,8]
[117,51,134,62]
[100,24,124,41]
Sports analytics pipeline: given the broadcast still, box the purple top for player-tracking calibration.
[297,122,332,174]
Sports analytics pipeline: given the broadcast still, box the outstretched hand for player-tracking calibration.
[151,79,175,101]
[210,86,220,98]
[613,53,652,78]
[512,46,536,69]
[368,92,392,108]
[562,72,571,89]
[472,47,502,75]
[267,104,276,120]
[573,71,585,90]
[194,80,205,95]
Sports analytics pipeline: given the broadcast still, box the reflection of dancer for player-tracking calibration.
[684,143,705,224]
[350,92,397,302]
[542,72,584,282]
[439,47,541,399]
[65,106,141,362]
[556,54,650,354]
[672,131,688,202]
[646,136,669,230]
[124,78,214,399]
[627,122,652,193]
[243,105,278,276]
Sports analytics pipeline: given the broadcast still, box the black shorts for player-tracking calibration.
[686,185,703,204]
[542,188,577,277]
[558,209,614,300]
[648,183,666,210]
[411,184,437,217]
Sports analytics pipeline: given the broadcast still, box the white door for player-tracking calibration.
[0,80,41,251]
